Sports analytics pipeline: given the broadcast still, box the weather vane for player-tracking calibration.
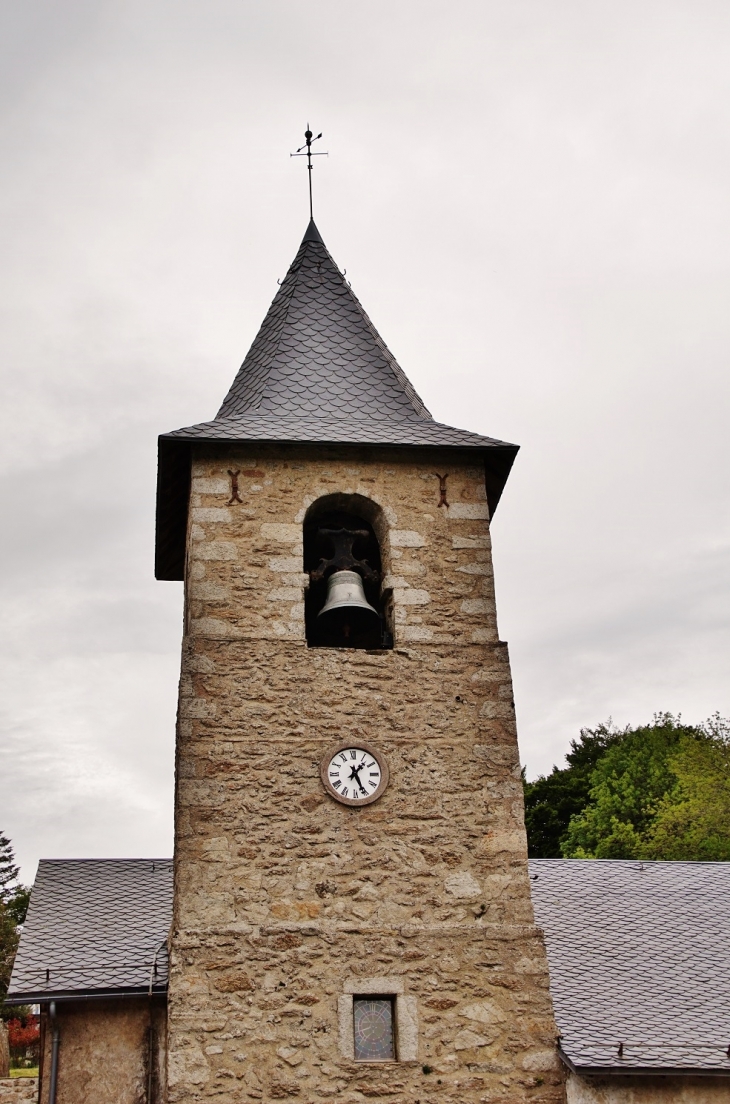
[290,125,328,220]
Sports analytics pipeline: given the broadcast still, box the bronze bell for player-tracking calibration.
[317,570,380,642]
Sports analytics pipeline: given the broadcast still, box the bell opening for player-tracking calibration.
[318,608,381,649]
[304,505,392,650]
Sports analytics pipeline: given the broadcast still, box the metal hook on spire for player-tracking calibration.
[290,123,328,220]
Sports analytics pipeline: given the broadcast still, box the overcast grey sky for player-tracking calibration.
[1,0,729,879]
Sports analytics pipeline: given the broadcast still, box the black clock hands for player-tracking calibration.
[348,763,367,794]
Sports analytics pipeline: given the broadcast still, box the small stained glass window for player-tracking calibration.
[353,997,395,1061]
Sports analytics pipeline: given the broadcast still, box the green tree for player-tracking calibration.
[560,714,688,858]
[0,834,19,901]
[524,713,730,860]
[4,889,30,929]
[0,833,28,1010]
[560,714,729,860]
[523,723,623,857]
[642,718,730,860]
[0,904,20,1009]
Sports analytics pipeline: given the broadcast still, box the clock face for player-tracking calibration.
[319,741,389,807]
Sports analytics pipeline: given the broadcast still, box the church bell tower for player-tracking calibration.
[155,218,565,1103]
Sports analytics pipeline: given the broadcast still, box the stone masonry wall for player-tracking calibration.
[0,1021,34,1102]
[0,1079,38,1104]
[167,445,566,1104]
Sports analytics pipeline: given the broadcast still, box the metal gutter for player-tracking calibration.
[558,1044,730,1079]
[4,986,168,1006]
[147,941,167,1104]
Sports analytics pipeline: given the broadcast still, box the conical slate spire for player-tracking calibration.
[216,220,431,423]
[156,220,519,580]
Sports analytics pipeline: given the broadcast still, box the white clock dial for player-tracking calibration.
[319,741,389,806]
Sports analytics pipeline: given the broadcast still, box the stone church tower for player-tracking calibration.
[155,219,565,1103]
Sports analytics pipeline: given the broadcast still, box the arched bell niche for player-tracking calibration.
[303,493,392,650]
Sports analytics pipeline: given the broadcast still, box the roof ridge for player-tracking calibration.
[318,243,431,420]
[529,858,730,867]
[38,857,173,868]
[216,244,306,418]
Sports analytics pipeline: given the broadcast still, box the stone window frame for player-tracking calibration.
[338,976,418,1062]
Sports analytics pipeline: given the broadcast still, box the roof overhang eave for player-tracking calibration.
[4,985,168,1006]
[558,1045,730,1079]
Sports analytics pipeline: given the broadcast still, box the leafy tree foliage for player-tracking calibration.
[6,1011,40,1071]
[0,905,19,1009]
[561,714,696,858]
[0,833,28,1010]
[523,724,624,857]
[7,1013,39,1052]
[0,835,19,901]
[524,714,730,860]
[641,719,730,860]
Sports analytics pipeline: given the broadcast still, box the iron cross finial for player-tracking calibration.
[290,124,328,220]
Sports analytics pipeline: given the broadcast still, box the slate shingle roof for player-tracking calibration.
[530,859,730,1076]
[5,859,173,1003]
[154,220,519,580]
[215,219,431,423]
[7,856,730,1077]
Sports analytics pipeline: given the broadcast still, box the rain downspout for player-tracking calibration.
[48,1001,60,1104]
[147,939,167,1104]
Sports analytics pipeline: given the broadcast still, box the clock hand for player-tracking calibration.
[349,764,367,792]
